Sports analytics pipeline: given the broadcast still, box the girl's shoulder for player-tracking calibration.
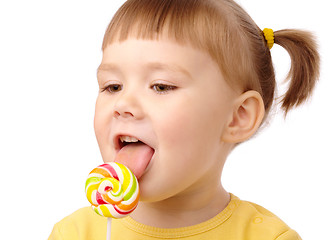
[232,195,301,240]
[48,207,106,240]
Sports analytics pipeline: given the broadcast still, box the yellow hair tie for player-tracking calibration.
[263,28,274,49]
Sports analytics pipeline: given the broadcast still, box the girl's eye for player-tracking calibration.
[152,84,177,93]
[101,84,122,93]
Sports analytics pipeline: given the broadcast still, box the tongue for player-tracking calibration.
[114,142,154,179]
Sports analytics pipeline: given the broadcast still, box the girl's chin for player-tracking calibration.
[138,181,184,204]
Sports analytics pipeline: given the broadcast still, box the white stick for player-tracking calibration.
[106,218,112,240]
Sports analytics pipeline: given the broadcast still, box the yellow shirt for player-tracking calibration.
[49,194,301,240]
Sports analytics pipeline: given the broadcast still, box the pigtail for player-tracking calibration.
[274,29,320,115]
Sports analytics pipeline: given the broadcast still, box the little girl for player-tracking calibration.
[49,0,319,239]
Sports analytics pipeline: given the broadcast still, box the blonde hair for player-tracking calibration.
[102,0,320,120]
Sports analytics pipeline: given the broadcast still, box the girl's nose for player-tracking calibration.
[113,90,144,120]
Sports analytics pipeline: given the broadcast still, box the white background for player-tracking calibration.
[0,0,331,239]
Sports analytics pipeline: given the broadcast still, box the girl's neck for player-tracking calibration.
[130,183,230,228]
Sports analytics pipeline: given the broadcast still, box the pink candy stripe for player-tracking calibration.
[114,205,135,215]
[100,164,119,181]
[96,192,108,205]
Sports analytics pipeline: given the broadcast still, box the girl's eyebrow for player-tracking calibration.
[145,62,192,79]
[97,62,192,79]
[97,63,119,75]
[97,63,122,83]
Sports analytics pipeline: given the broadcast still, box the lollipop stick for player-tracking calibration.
[106,218,112,240]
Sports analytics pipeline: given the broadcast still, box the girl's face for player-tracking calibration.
[94,38,239,202]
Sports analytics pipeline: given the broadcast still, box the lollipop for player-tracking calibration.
[85,162,140,218]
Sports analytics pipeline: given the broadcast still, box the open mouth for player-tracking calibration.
[114,135,155,179]
[119,135,143,148]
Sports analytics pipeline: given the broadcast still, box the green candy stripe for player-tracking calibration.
[123,170,137,201]
[85,177,102,191]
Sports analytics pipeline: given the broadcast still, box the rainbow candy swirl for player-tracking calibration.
[85,162,140,218]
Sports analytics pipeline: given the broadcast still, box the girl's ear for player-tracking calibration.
[222,90,265,143]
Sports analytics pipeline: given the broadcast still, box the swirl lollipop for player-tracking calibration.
[85,162,140,218]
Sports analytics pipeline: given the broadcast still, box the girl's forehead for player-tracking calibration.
[101,38,214,69]
[103,34,199,54]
